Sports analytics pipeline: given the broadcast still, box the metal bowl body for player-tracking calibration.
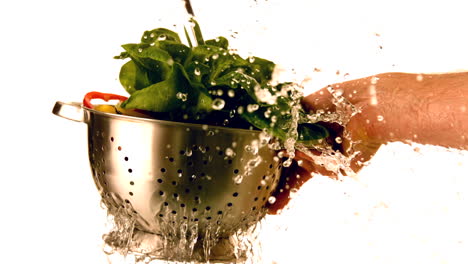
[54,102,281,238]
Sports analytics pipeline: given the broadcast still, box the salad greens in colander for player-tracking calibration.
[113,21,328,146]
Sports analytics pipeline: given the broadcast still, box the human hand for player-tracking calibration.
[267,71,468,214]
[267,75,386,214]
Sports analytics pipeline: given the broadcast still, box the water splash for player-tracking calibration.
[278,83,304,168]
[99,72,362,264]
[100,198,266,263]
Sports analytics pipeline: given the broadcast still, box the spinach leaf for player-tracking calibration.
[214,71,261,102]
[297,123,329,143]
[114,22,329,147]
[156,41,191,65]
[118,60,152,93]
[121,63,196,112]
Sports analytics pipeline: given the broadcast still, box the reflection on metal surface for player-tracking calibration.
[53,101,281,262]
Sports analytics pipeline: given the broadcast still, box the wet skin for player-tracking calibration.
[268,71,468,214]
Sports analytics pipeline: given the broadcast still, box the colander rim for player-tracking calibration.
[83,105,264,135]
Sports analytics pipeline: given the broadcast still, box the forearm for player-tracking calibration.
[354,72,468,150]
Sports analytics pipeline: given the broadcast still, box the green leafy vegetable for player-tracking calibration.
[114,20,328,146]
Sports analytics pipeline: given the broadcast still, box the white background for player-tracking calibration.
[1,0,467,263]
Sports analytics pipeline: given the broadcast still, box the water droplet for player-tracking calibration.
[212,53,219,60]
[283,158,293,167]
[207,130,215,136]
[237,106,244,114]
[248,156,262,167]
[185,149,193,157]
[233,175,243,184]
[176,92,188,101]
[270,115,277,123]
[377,115,384,121]
[225,148,235,157]
[259,131,271,146]
[334,89,344,96]
[157,34,167,41]
[289,188,299,198]
[248,56,255,63]
[244,140,259,155]
[217,89,223,96]
[150,33,156,38]
[194,68,201,76]
[138,48,143,53]
[335,137,343,144]
[212,98,225,110]
[228,89,235,97]
[202,124,209,130]
[247,104,259,112]
[268,196,277,204]
[260,180,266,185]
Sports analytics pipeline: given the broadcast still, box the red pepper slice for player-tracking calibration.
[83,91,128,109]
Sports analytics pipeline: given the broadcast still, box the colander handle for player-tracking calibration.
[52,101,85,122]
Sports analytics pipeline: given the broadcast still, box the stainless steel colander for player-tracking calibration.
[53,101,281,239]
